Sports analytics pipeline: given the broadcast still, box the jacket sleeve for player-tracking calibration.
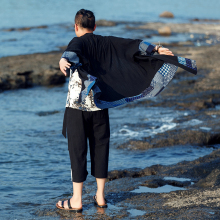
[139,41,157,55]
[61,51,82,76]
[61,51,80,64]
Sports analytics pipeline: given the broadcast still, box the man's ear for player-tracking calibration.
[93,24,96,31]
[75,24,78,31]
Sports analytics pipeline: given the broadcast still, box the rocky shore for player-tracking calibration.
[2,21,220,219]
[35,45,220,219]
[38,149,220,219]
[40,43,220,219]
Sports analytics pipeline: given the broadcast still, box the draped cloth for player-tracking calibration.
[65,33,197,109]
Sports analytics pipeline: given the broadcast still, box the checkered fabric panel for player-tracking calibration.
[151,73,164,87]
[95,85,154,108]
[186,58,192,69]
[191,60,197,69]
[178,57,197,71]
[95,98,127,109]
[158,63,171,76]
[146,63,177,98]
[125,86,154,102]
[163,64,178,86]
[178,57,186,66]
[145,83,164,98]
[139,41,156,55]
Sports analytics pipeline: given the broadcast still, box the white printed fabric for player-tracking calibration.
[66,69,101,111]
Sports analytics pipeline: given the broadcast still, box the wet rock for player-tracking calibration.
[17,27,32,31]
[142,178,191,188]
[118,130,220,150]
[107,167,158,181]
[36,25,48,29]
[95,149,220,219]
[164,150,220,182]
[37,110,60,116]
[195,168,220,188]
[3,25,48,32]
[96,19,116,27]
[40,69,66,85]
[158,26,172,36]
[2,38,17,42]
[0,52,66,91]
[3,28,16,32]
[191,18,220,22]
[159,11,174,18]
[212,98,220,105]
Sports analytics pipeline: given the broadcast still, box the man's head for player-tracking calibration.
[75,9,96,37]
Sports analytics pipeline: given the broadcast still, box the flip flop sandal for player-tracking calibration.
[56,198,83,213]
[93,195,107,208]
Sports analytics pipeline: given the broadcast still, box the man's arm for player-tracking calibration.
[59,51,80,76]
[139,41,174,56]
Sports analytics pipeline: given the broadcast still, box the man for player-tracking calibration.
[56,9,196,212]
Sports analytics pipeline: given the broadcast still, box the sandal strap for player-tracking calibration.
[68,199,72,209]
[61,200,64,208]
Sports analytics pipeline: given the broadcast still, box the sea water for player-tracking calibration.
[1,0,220,57]
[0,83,217,219]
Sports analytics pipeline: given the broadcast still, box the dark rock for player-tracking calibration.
[204,101,215,108]
[144,35,152,38]
[142,178,191,188]
[118,130,220,150]
[193,18,200,22]
[17,27,32,31]
[212,98,220,105]
[2,38,17,42]
[191,18,220,22]
[41,69,66,85]
[36,25,48,29]
[37,110,60,116]
[3,28,16,32]
[194,168,220,188]
[0,52,66,91]
[107,167,158,181]
[3,25,48,32]
[96,19,116,27]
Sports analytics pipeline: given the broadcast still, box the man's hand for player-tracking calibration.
[59,58,71,76]
[156,46,174,56]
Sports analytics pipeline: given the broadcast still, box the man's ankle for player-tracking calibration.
[96,192,105,197]
[72,195,82,201]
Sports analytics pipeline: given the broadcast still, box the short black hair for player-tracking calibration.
[75,9,95,30]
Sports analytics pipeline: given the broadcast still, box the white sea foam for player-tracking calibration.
[131,185,186,193]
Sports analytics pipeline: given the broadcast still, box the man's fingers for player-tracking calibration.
[60,68,67,76]
[160,51,174,56]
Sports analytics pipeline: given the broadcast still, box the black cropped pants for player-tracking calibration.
[62,107,110,182]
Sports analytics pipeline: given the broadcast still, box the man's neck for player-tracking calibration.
[78,29,93,37]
